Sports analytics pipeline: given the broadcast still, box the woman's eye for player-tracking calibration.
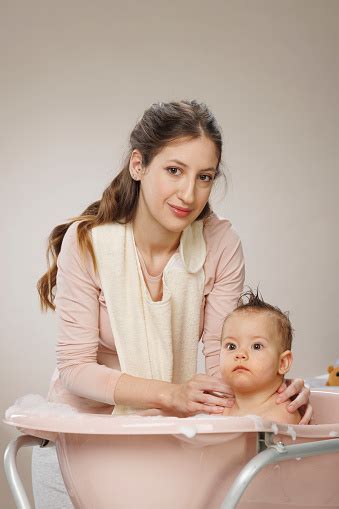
[225,342,237,351]
[252,343,263,350]
[199,174,213,182]
[167,167,181,176]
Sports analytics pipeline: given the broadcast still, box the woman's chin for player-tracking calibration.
[160,218,193,234]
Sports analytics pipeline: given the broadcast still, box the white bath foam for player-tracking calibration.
[329,430,338,437]
[286,425,297,440]
[193,413,270,432]
[178,425,197,438]
[5,394,79,421]
[271,423,279,435]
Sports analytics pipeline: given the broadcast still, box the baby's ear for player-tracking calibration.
[278,350,293,375]
[328,365,334,374]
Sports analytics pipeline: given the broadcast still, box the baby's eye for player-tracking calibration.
[224,342,237,351]
[167,167,181,176]
[252,343,263,350]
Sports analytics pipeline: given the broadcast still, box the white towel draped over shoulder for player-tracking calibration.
[91,220,206,415]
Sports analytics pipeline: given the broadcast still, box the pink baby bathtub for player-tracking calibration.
[4,389,339,509]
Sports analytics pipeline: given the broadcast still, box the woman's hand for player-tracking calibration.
[276,378,312,424]
[164,374,234,417]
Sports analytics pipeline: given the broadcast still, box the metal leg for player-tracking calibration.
[4,435,51,509]
[220,436,339,509]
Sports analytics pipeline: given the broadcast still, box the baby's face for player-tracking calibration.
[220,310,287,393]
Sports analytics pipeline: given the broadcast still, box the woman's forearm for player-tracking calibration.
[114,372,231,416]
[114,373,174,410]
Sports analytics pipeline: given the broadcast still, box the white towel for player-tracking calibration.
[91,221,206,414]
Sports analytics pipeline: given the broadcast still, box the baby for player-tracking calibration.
[220,289,300,424]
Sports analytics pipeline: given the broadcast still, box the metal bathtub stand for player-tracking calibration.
[4,435,52,509]
[220,432,339,509]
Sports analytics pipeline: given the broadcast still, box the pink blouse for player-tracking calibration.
[48,213,245,412]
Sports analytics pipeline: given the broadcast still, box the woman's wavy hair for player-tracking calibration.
[37,99,225,311]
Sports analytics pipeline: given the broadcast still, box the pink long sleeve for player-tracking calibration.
[201,214,245,377]
[54,222,123,406]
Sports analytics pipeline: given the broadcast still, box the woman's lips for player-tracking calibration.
[168,203,193,218]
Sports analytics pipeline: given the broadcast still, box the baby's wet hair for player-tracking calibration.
[231,287,294,351]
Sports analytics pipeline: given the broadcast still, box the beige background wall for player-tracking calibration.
[1,1,338,506]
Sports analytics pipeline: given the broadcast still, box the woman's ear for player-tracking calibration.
[129,150,145,181]
[278,350,293,375]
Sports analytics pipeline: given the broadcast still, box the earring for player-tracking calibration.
[131,166,144,180]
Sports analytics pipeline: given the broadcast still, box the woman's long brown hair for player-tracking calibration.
[37,99,225,311]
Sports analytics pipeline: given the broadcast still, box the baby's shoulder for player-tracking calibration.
[263,400,300,425]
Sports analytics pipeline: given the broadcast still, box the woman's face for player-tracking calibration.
[132,135,219,234]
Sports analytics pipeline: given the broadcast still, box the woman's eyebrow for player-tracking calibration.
[166,159,217,173]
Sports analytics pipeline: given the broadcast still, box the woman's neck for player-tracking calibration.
[132,203,182,258]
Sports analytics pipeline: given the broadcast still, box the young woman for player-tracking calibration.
[33,100,311,507]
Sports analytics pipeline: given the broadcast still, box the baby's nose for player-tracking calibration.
[235,350,247,359]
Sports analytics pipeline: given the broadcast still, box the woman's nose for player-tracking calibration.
[177,178,195,204]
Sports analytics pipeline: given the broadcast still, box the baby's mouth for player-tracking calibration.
[233,365,250,372]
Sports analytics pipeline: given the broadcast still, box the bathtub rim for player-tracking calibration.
[3,389,339,441]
